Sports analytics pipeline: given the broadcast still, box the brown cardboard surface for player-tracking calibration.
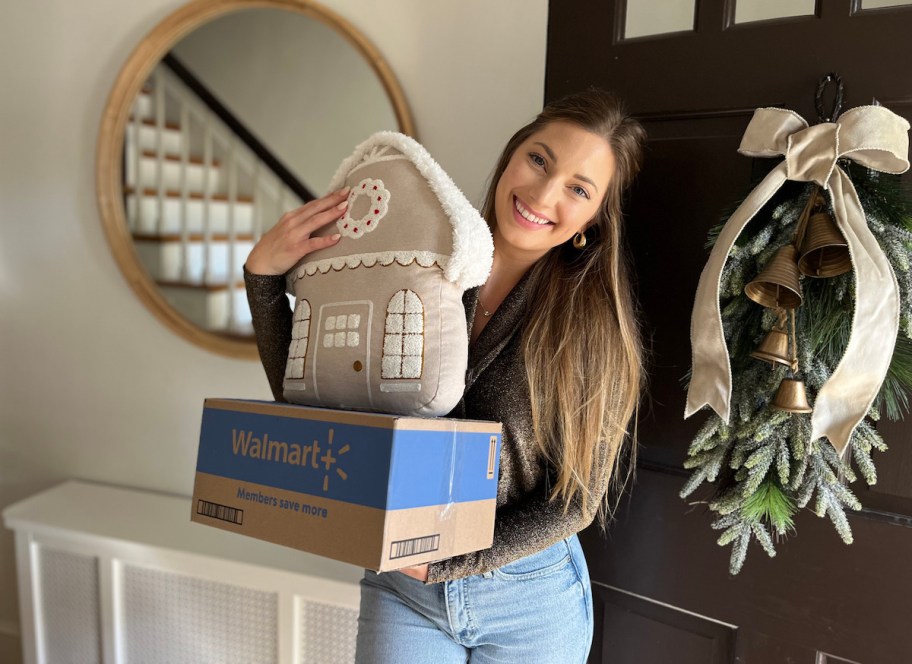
[204,398,400,429]
[192,472,386,569]
[192,472,497,571]
[380,499,496,570]
[204,398,503,435]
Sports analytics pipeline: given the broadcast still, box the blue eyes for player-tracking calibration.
[527,152,590,200]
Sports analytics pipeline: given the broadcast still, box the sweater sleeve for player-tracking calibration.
[243,266,292,402]
[424,439,618,584]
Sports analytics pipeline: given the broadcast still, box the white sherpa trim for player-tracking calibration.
[291,250,450,280]
[328,131,493,290]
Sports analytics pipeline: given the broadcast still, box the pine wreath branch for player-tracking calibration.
[681,164,912,574]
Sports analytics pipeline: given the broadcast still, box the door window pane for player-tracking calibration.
[863,0,912,7]
[382,289,424,379]
[286,299,311,379]
[735,0,816,23]
[625,0,694,38]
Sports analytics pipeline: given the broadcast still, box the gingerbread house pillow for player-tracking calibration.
[283,132,493,417]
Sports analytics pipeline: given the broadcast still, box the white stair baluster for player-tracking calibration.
[179,103,190,283]
[129,97,142,232]
[202,126,213,286]
[226,141,238,332]
[252,163,263,242]
[273,184,283,228]
[154,70,166,236]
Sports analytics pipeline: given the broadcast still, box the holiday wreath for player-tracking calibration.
[681,84,912,574]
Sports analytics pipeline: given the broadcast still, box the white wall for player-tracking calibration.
[0,0,547,659]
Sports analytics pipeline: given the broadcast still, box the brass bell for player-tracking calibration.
[771,378,813,413]
[797,211,852,277]
[744,244,803,309]
[752,326,792,368]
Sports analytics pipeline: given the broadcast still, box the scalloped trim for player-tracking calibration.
[291,250,449,280]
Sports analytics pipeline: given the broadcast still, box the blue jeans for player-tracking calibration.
[355,535,593,663]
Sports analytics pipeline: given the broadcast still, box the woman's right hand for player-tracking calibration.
[245,186,350,276]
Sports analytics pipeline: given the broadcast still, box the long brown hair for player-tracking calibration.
[481,89,646,526]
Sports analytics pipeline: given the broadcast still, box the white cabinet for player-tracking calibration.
[3,481,363,664]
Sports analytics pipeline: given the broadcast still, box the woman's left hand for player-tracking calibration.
[398,564,429,582]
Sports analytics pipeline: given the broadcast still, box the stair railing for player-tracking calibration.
[127,62,307,335]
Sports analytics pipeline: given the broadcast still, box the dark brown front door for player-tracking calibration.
[546,2,912,662]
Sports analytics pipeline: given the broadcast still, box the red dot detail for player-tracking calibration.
[361,184,366,188]
[374,209,379,214]
[373,185,378,190]
[367,221,371,225]
[354,227,358,232]
[377,196,381,201]
[344,224,348,228]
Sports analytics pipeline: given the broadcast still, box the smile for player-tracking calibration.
[514,197,553,226]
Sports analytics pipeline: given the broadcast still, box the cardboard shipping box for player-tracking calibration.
[191,399,502,571]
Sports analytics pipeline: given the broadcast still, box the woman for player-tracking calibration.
[244,88,646,663]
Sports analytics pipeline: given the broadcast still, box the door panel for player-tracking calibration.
[546,1,912,661]
[312,301,373,410]
[590,582,737,664]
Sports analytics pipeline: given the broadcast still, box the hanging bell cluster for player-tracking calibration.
[748,306,813,413]
[743,187,848,414]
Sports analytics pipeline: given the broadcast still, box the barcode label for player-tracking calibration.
[197,499,244,525]
[487,435,498,479]
[390,534,440,559]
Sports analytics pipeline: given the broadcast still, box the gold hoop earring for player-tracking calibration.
[572,232,587,249]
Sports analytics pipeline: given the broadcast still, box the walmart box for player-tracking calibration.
[191,399,502,571]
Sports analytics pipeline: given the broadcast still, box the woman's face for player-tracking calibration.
[493,121,616,262]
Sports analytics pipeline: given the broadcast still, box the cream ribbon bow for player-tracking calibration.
[685,105,910,455]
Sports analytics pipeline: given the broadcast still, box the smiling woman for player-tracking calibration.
[96,0,414,358]
[243,88,647,663]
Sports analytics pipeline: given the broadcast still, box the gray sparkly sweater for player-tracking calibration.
[244,268,614,584]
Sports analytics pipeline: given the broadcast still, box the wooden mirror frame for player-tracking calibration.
[97,0,415,359]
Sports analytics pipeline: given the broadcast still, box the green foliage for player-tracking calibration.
[742,476,797,535]
[682,164,912,574]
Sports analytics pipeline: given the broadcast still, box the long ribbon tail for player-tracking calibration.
[685,164,788,421]
[810,172,900,454]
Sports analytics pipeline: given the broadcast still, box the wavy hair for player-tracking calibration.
[481,89,647,527]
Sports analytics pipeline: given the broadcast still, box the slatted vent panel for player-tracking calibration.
[298,599,358,664]
[36,547,101,664]
[122,564,278,663]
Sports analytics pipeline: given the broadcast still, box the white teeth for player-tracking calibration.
[514,198,551,225]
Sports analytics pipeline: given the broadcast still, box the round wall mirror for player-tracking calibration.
[97,0,415,358]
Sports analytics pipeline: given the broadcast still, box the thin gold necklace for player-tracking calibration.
[477,291,494,317]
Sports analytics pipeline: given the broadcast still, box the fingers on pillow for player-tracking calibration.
[292,218,341,245]
[301,202,348,234]
[280,188,349,235]
[304,233,341,255]
[306,186,351,214]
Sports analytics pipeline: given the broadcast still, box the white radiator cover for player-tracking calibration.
[3,481,363,664]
